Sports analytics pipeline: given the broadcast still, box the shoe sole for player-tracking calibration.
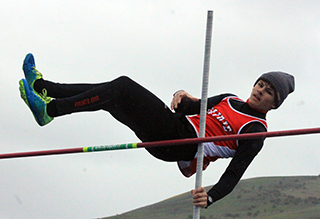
[19,79,29,107]
[19,79,30,107]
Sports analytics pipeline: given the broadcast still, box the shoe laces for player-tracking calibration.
[39,88,51,103]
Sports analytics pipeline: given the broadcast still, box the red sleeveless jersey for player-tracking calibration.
[178,96,267,177]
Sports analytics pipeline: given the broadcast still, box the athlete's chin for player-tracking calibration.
[248,101,263,111]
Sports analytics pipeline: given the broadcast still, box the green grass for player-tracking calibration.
[101,175,320,219]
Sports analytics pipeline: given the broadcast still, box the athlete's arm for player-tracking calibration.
[206,122,266,207]
[172,92,236,115]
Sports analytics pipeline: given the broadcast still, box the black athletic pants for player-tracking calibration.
[34,76,198,161]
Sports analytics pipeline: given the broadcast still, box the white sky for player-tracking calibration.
[0,0,319,218]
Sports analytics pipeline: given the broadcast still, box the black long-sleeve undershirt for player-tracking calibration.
[175,93,267,206]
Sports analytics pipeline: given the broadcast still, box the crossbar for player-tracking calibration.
[1,127,320,159]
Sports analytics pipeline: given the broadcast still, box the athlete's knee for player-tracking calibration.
[115,75,134,85]
[114,75,142,92]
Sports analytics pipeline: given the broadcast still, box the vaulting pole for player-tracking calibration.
[193,10,214,219]
[1,127,320,159]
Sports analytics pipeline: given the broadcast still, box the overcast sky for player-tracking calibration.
[0,0,319,218]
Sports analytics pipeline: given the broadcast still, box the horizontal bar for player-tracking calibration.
[1,127,320,160]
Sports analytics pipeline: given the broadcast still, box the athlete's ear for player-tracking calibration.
[270,102,276,110]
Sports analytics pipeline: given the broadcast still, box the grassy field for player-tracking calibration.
[102,175,320,219]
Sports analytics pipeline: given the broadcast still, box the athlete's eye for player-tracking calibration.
[266,89,274,96]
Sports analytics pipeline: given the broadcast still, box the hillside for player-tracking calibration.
[102,175,320,219]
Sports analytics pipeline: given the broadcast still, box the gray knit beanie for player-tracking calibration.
[254,71,295,109]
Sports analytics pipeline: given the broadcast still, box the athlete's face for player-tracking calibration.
[248,80,276,112]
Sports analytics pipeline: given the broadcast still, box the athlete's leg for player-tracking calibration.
[47,76,197,161]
